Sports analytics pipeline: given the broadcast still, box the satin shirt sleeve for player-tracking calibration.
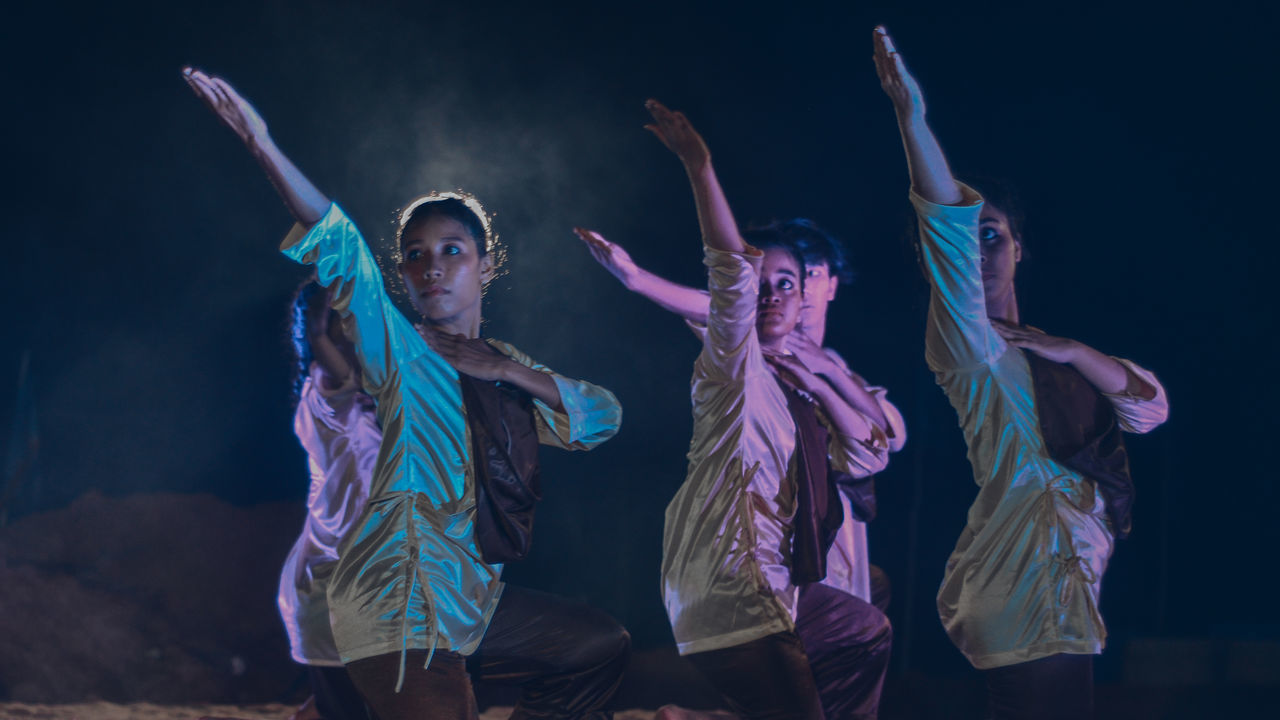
[297,363,362,448]
[281,203,421,394]
[485,339,623,450]
[701,244,767,381]
[911,185,1004,373]
[1104,357,1170,434]
[869,386,908,453]
[826,424,890,478]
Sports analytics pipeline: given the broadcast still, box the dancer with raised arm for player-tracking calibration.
[577,217,904,612]
[872,27,1169,720]
[183,69,628,720]
[278,281,381,720]
[629,99,891,720]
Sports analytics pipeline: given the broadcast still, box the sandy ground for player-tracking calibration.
[0,704,657,720]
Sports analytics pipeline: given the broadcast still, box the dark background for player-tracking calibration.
[3,0,1276,689]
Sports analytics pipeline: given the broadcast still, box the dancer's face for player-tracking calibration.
[799,261,838,336]
[979,204,1021,305]
[398,214,493,332]
[757,247,804,349]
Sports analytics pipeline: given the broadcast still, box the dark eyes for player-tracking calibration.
[980,227,1001,244]
[778,278,795,291]
[403,245,463,261]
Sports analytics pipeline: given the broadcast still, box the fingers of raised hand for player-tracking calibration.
[573,227,607,246]
[646,100,686,136]
[573,228,614,262]
[643,123,674,152]
[872,27,912,87]
[875,25,899,55]
[644,98,672,122]
[210,77,243,104]
[183,69,220,106]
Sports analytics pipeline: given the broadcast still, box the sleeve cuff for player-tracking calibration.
[1103,357,1169,407]
[533,374,623,449]
[866,386,908,453]
[280,202,345,264]
[909,182,984,220]
[703,243,764,268]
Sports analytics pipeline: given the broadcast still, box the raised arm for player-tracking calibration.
[644,100,764,380]
[872,27,962,206]
[574,228,712,324]
[182,68,329,226]
[874,30,997,372]
[645,100,746,254]
[185,69,413,391]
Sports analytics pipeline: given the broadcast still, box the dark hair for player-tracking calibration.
[964,176,1026,245]
[771,218,855,284]
[905,176,1029,280]
[289,278,326,402]
[398,198,487,253]
[744,218,854,287]
[742,224,808,295]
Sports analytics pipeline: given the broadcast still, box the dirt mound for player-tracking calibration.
[0,492,305,703]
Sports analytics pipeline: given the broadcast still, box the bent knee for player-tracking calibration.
[566,610,631,669]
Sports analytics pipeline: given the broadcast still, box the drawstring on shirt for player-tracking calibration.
[369,491,440,693]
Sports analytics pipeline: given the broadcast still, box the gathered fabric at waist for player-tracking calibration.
[328,489,505,691]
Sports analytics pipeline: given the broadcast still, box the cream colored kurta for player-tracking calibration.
[913,187,1169,669]
[278,365,380,666]
[662,245,889,656]
[281,204,622,677]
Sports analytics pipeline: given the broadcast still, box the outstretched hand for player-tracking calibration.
[766,352,830,398]
[784,330,842,377]
[872,26,925,120]
[574,227,641,288]
[182,67,270,148]
[992,320,1081,364]
[416,325,511,381]
[644,99,711,173]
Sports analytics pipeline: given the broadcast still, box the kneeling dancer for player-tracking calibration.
[642,99,891,720]
[184,69,629,720]
[873,27,1169,720]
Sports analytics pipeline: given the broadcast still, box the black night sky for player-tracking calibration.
[3,0,1277,685]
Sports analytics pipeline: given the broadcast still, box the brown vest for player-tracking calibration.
[1026,352,1136,539]
[780,380,846,585]
[458,371,542,563]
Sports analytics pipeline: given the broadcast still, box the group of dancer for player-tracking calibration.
[184,25,1168,720]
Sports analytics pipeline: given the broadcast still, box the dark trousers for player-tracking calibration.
[309,665,374,720]
[983,653,1094,720]
[346,585,630,720]
[687,583,893,720]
